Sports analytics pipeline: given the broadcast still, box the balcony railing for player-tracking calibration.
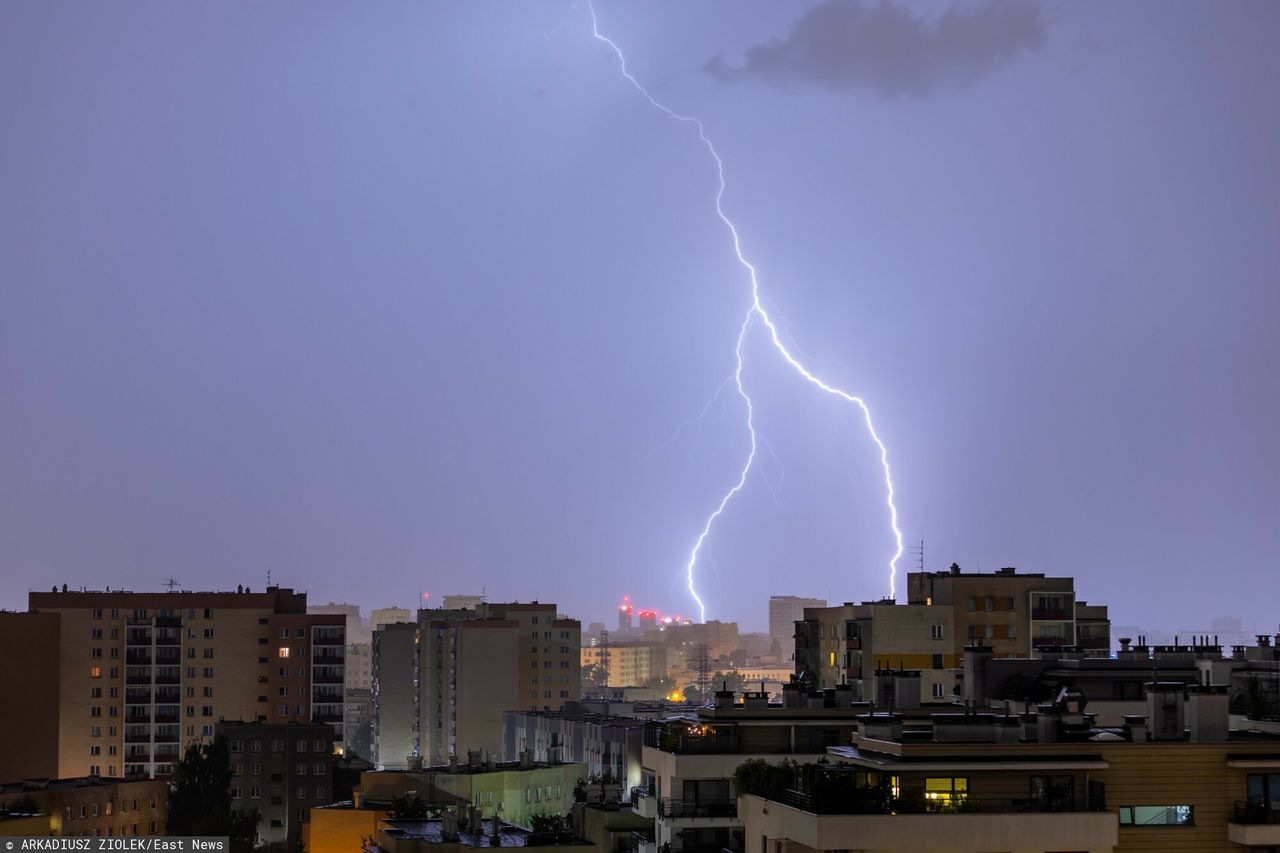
[1031,608,1069,621]
[1234,801,1280,824]
[777,791,1106,816]
[658,799,738,819]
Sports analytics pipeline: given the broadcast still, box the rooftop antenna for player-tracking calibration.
[163,576,182,592]
[907,540,925,572]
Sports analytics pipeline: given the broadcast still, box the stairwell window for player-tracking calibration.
[1118,805,1193,826]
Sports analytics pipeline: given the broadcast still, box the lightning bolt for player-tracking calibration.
[588,2,905,618]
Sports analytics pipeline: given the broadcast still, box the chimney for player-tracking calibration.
[407,754,423,771]
[962,645,994,704]
[891,670,921,710]
[714,688,735,709]
[520,749,534,769]
[1188,685,1229,743]
[1146,682,1187,740]
[1123,714,1148,743]
[448,753,459,773]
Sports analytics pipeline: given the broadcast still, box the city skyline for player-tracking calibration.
[3,1,1278,631]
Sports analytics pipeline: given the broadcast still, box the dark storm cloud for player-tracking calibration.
[706,0,1049,97]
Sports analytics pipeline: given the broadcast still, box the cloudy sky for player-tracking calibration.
[2,1,1277,633]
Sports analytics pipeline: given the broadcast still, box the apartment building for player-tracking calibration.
[25,586,344,780]
[907,564,1111,656]
[502,707,648,793]
[740,686,1280,852]
[0,775,168,839]
[580,642,667,688]
[631,688,881,853]
[220,720,335,847]
[794,600,958,700]
[768,596,825,660]
[0,610,62,779]
[372,622,421,770]
[357,758,586,827]
[417,602,580,765]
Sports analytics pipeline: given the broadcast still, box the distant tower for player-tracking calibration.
[691,644,711,705]
[638,609,657,632]
[618,595,633,634]
[598,630,611,688]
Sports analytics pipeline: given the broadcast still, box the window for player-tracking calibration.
[202,648,214,659]
[91,706,102,717]
[931,624,944,640]
[250,786,261,799]
[966,596,976,612]
[313,739,326,752]
[296,763,307,776]
[90,666,102,678]
[984,595,994,611]
[271,739,284,752]
[1248,773,1280,808]
[251,740,262,752]
[91,726,101,737]
[931,683,945,699]
[1118,805,1193,826]
[203,628,215,639]
[279,686,289,697]
[279,647,290,659]
[90,687,102,698]
[187,647,196,659]
[296,739,308,752]
[92,628,103,639]
[313,762,324,776]
[202,667,213,678]
[924,777,968,806]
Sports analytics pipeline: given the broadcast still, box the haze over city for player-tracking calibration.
[3,0,1277,633]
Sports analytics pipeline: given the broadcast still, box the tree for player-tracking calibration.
[581,662,606,687]
[389,794,433,819]
[712,671,745,694]
[167,735,260,852]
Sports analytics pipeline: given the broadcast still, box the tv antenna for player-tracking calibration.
[163,576,183,592]
[907,540,925,572]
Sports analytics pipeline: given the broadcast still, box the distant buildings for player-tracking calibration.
[365,601,582,769]
[768,595,826,659]
[13,586,344,780]
[502,705,648,793]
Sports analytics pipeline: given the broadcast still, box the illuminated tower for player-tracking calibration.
[618,595,633,634]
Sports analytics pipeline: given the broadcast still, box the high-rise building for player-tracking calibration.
[768,596,826,660]
[0,611,62,779]
[26,586,344,780]
[371,622,419,770]
[415,602,580,765]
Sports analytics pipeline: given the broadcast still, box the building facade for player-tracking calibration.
[768,596,825,660]
[25,586,344,780]
[221,720,335,848]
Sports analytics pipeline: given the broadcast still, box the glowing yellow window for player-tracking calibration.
[278,647,290,659]
[829,651,836,667]
[924,777,968,806]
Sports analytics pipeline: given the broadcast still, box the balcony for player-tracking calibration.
[631,787,657,820]
[659,799,738,819]
[739,794,1116,851]
[1031,608,1068,621]
[1229,801,1280,846]
[1075,637,1110,650]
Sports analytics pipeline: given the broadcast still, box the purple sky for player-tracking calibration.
[2,1,1277,634]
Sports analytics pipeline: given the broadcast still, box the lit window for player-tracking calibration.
[924,777,968,807]
[1118,805,1194,826]
[278,647,290,659]
[90,667,102,678]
